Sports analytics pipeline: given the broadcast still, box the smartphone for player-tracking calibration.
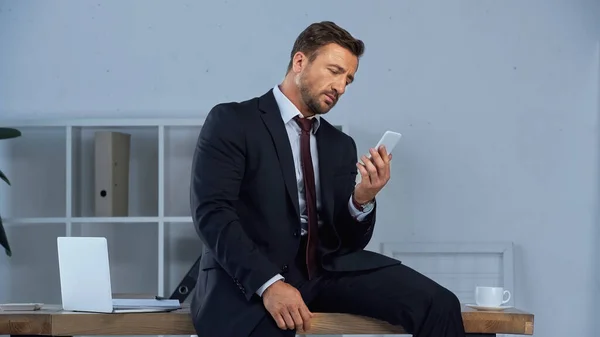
[370,130,402,157]
[376,130,402,152]
[360,131,401,165]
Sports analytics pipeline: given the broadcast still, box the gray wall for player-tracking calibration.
[1,1,600,336]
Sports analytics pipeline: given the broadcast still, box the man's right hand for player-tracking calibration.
[262,280,314,332]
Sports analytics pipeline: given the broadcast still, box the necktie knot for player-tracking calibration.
[294,115,314,133]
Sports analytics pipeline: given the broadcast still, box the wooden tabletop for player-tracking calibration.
[0,304,534,336]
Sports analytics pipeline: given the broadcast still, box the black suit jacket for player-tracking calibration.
[189,89,400,337]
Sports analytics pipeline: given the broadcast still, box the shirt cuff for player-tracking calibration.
[256,274,284,297]
[348,195,373,221]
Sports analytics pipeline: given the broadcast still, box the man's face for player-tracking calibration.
[293,43,358,116]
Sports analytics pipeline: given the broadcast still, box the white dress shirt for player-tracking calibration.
[255,85,373,296]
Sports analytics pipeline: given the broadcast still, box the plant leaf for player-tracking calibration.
[0,215,11,257]
[0,128,21,140]
[0,169,10,186]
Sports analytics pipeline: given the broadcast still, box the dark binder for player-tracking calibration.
[168,254,201,302]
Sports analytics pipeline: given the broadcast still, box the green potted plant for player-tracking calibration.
[0,127,21,257]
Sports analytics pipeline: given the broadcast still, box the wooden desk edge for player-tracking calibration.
[0,307,535,336]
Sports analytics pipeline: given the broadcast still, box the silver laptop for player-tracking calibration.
[56,236,180,313]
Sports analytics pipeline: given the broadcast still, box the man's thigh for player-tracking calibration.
[308,263,461,333]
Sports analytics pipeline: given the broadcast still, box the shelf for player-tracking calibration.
[72,222,159,296]
[71,125,160,217]
[2,216,193,224]
[1,118,205,127]
[0,118,207,302]
[0,118,206,222]
[164,125,202,217]
[164,220,201,301]
[2,222,65,304]
[0,126,67,218]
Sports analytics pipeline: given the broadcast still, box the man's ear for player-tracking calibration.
[291,51,308,74]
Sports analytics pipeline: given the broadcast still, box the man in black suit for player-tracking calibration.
[189,21,465,337]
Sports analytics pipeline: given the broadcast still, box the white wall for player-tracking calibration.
[1,1,599,336]
[594,40,600,337]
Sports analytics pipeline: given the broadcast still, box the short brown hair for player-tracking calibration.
[287,21,365,72]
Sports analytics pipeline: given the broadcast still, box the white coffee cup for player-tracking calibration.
[475,286,511,307]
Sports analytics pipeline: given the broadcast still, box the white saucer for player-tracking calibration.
[465,304,513,311]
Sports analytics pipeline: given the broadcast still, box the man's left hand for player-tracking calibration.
[354,146,392,204]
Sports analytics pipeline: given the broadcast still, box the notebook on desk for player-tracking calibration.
[57,236,181,313]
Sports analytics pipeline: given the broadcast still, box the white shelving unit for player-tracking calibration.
[0,118,206,301]
[0,117,349,306]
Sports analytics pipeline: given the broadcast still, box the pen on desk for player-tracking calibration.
[154,296,168,300]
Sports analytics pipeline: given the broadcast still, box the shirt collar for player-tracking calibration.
[272,84,320,132]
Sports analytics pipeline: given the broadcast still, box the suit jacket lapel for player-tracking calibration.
[258,90,300,218]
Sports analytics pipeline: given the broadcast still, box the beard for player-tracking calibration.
[297,74,337,115]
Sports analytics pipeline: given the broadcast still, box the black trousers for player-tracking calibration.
[249,237,466,337]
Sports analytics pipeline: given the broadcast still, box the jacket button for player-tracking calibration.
[293,230,299,237]
[282,264,289,273]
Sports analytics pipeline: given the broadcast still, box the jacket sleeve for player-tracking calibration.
[190,104,281,301]
[333,137,376,252]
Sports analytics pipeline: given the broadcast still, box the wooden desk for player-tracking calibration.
[0,304,533,336]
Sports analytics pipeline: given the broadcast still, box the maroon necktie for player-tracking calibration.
[294,116,319,279]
